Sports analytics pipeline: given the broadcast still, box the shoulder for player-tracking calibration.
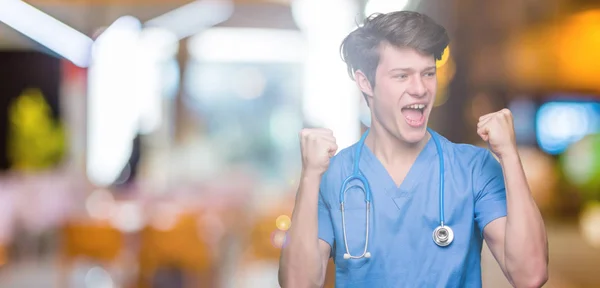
[432,131,495,167]
[432,131,503,191]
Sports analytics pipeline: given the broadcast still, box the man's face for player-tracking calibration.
[361,43,437,144]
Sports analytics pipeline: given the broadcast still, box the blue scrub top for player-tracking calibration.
[318,130,507,287]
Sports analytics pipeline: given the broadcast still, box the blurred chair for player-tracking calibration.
[59,220,124,287]
[137,212,215,288]
[0,243,6,268]
[324,258,336,288]
[240,207,336,288]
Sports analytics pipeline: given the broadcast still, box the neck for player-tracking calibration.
[364,123,430,168]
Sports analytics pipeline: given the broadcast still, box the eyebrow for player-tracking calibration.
[388,66,437,73]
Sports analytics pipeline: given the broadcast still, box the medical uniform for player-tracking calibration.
[317,130,507,287]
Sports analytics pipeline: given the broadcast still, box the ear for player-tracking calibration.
[355,70,374,97]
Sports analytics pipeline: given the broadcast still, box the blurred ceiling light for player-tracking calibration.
[364,0,411,16]
[232,67,267,99]
[188,28,305,63]
[0,0,93,67]
[87,16,142,187]
[89,17,179,187]
[145,0,234,40]
[135,27,178,135]
[291,0,361,151]
[93,15,142,58]
[291,0,356,33]
[138,27,179,61]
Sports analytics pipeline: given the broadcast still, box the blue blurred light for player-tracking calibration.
[536,101,600,155]
[509,98,537,145]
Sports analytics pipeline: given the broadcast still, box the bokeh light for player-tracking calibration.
[536,101,600,155]
[276,215,291,231]
[434,51,455,107]
[86,189,116,220]
[580,202,600,249]
[2,2,600,287]
[84,266,115,288]
[436,46,451,69]
[518,147,558,212]
[561,133,600,198]
[271,230,287,249]
[556,10,600,91]
[232,67,267,100]
[109,201,144,233]
[0,245,5,267]
[150,202,180,231]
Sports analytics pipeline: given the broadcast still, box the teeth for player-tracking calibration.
[405,104,425,109]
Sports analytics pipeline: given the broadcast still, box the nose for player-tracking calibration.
[406,75,427,97]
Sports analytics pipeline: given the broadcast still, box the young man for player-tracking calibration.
[279,11,548,287]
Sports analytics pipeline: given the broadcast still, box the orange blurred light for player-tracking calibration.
[518,147,558,212]
[0,245,6,267]
[436,46,451,69]
[275,214,291,231]
[555,10,600,91]
[506,9,600,92]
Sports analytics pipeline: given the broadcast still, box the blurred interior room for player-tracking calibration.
[0,0,599,287]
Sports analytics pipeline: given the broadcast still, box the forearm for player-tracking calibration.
[279,171,325,287]
[500,151,548,287]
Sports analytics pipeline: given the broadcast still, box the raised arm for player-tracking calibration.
[477,109,548,288]
[279,128,338,288]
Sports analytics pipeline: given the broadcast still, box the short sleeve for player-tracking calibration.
[474,150,507,236]
[318,192,335,253]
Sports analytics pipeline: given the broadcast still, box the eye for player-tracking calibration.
[393,74,408,80]
[424,71,436,77]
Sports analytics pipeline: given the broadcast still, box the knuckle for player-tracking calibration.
[299,128,308,138]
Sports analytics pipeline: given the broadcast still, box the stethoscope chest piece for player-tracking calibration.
[432,225,454,247]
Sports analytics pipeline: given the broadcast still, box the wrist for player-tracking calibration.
[498,147,520,165]
[301,168,323,182]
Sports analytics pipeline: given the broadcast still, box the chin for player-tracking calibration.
[398,124,429,144]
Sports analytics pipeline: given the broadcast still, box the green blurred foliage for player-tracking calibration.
[7,88,66,171]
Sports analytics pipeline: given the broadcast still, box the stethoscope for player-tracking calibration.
[340,127,453,260]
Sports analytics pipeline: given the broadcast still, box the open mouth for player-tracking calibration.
[401,103,427,127]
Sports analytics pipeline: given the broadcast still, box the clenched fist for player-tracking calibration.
[299,128,338,176]
[477,108,518,159]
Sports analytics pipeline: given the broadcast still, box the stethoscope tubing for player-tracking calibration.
[339,127,451,259]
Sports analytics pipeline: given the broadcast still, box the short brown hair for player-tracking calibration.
[340,11,450,89]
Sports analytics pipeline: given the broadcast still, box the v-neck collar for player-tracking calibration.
[358,131,437,198]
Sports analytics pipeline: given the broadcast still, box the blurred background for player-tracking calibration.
[0,0,599,287]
